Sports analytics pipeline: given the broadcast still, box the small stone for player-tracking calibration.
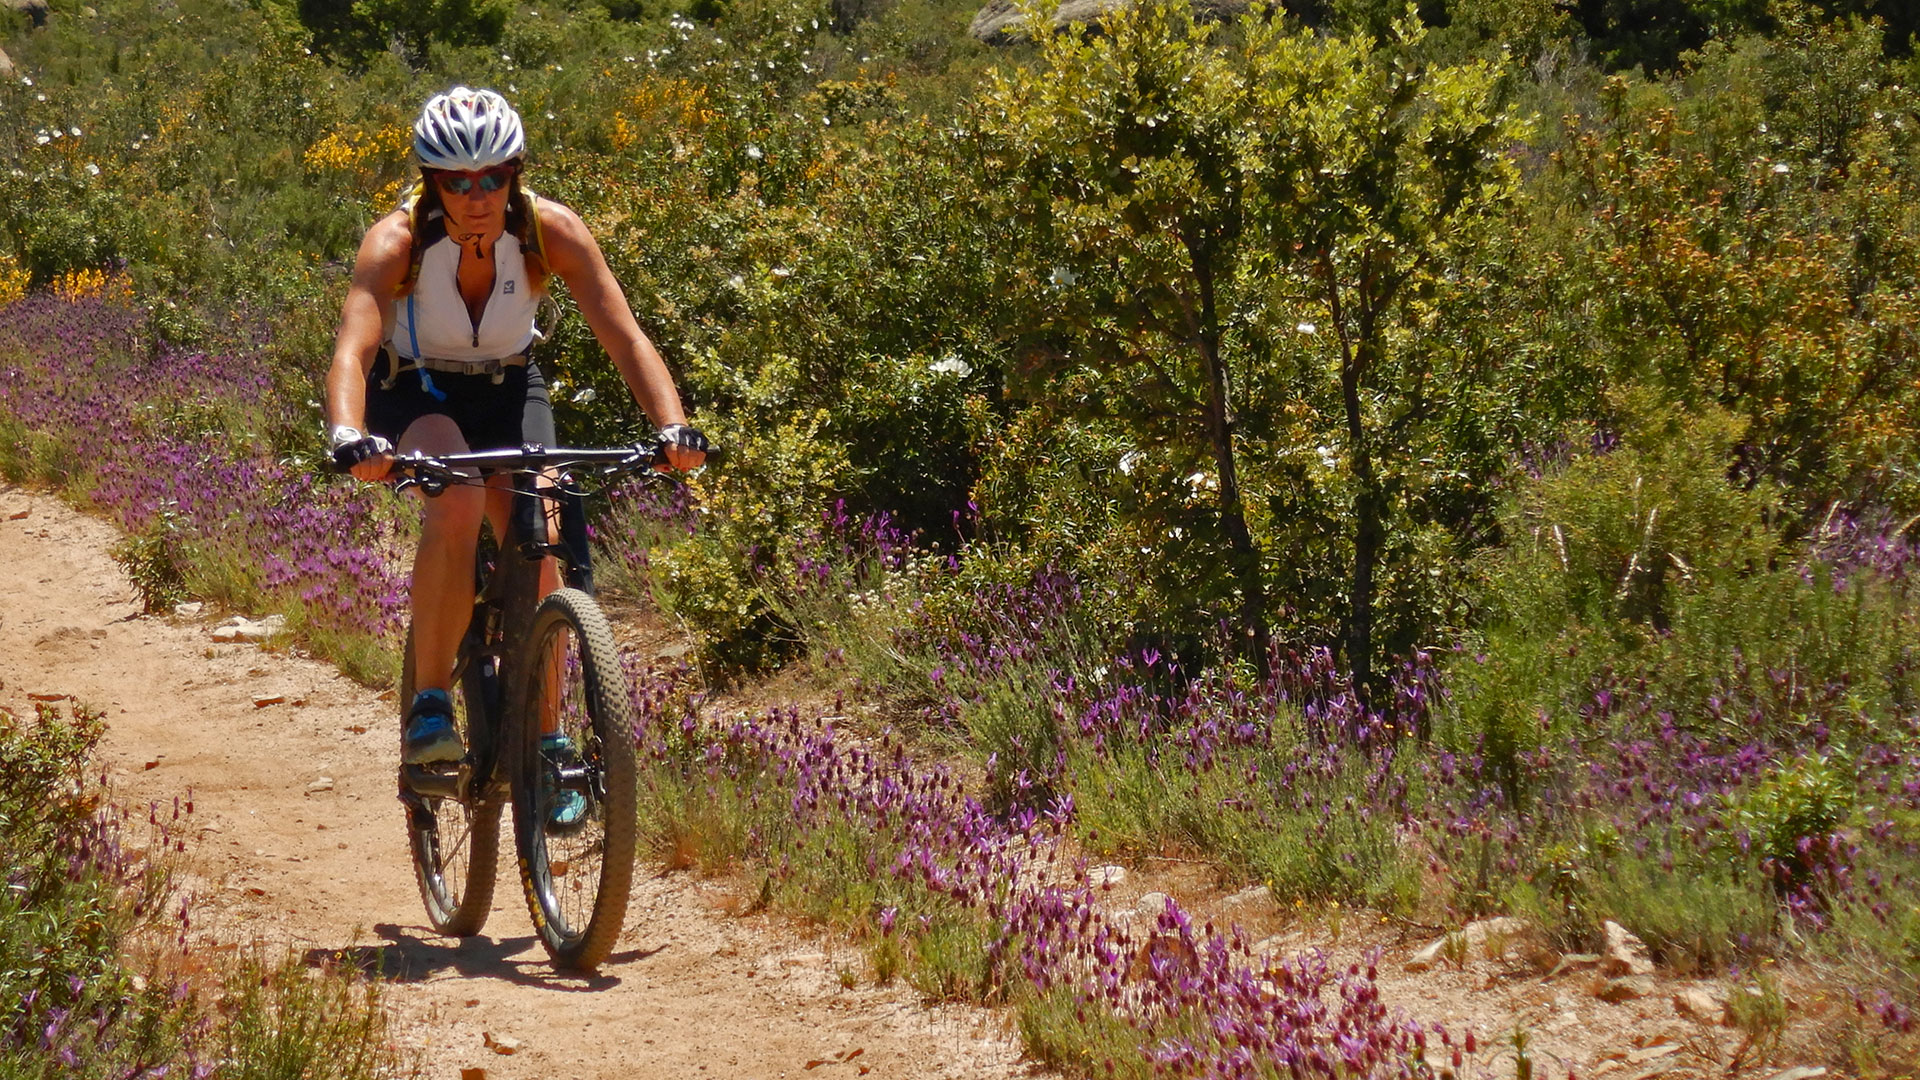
[1135,891,1170,916]
[1597,975,1657,1003]
[1222,885,1270,909]
[305,777,334,793]
[1672,985,1728,1025]
[172,601,203,618]
[1405,916,1533,972]
[1548,953,1603,979]
[1765,1069,1827,1080]
[253,696,286,708]
[1250,933,1300,957]
[1089,864,1126,888]
[1626,1044,1680,1064]
[1404,938,1445,973]
[460,1069,489,1080]
[211,614,287,643]
[1603,920,1655,977]
[482,1032,522,1055]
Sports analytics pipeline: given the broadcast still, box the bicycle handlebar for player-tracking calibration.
[324,440,723,487]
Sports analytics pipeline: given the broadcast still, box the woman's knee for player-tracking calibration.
[420,484,487,538]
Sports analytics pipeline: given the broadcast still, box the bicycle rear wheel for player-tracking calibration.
[400,623,503,937]
[510,588,638,970]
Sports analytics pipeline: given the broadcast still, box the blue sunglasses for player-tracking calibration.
[435,166,515,195]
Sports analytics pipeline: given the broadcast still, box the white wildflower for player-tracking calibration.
[1296,321,1317,334]
[929,356,972,378]
[1772,162,1790,174]
[745,144,763,160]
[1049,266,1078,287]
[1118,450,1143,476]
[571,387,596,404]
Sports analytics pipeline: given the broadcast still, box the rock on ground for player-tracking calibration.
[1602,919,1655,977]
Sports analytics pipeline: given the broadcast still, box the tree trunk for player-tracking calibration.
[1329,263,1382,704]
[1192,239,1270,669]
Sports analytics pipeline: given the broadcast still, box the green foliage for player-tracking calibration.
[973,0,1530,680]
[1580,846,1777,969]
[109,509,189,614]
[1446,397,1920,788]
[1733,754,1853,874]
[906,915,995,1001]
[1550,24,1920,512]
[1070,738,1421,911]
[1725,965,1790,1058]
[1014,985,1153,1080]
[0,702,406,1078]
[282,0,512,68]
[215,950,401,1080]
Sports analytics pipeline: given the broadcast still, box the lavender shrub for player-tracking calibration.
[627,674,1455,1078]
[0,293,414,683]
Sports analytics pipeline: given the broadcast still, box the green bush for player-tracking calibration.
[0,701,407,1078]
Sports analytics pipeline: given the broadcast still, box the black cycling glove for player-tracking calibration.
[658,424,711,454]
[329,426,394,470]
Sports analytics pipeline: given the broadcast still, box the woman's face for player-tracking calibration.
[430,165,516,237]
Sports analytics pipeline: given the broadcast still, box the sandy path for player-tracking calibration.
[0,485,1025,1080]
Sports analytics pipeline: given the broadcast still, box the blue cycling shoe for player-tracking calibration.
[540,732,589,830]
[403,689,465,765]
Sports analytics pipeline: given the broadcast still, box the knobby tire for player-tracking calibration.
[401,623,503,937]
[511,588,638,970]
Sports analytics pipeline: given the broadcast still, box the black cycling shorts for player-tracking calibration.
[364,358,556,452]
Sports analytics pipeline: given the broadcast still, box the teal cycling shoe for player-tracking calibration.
[403,689,465,765]
[540,732,589,830]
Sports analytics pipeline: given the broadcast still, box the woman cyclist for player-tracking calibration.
[325,87,706,822]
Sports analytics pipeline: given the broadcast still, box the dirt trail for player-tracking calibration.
[0,485,1024,1080]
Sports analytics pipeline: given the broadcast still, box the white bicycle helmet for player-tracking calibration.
[412,86,525,171]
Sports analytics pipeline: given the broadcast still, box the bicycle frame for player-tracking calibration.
[382,444,668,804]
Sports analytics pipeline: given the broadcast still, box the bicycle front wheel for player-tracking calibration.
[510,588,639,970]
[400,623,503,937]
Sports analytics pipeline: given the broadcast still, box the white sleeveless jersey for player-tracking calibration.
[389,215,542,361]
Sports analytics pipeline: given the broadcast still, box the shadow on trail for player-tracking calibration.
[303,923,666,990]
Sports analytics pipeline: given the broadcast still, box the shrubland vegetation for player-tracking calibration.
[5,0,1920,1074]
[0,700,406,1077]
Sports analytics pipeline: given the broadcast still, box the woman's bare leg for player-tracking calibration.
[401,414,484,697]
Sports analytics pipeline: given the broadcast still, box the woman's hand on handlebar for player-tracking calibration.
[329,426,396,482]
[657,424,710,472]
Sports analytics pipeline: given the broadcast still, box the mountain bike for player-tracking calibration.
[365,441,697,970]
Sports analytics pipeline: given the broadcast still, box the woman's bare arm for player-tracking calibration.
[537,198,704,468]
[325,210,412,433]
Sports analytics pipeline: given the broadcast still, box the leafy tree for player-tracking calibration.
[972,0,1278,661]
[282,0,510,68]
[973,1,1524,689]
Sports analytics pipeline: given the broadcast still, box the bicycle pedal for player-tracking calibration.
[401,763,465,800]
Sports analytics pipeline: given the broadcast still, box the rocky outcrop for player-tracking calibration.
[969,0,1250,46]
[4,0,50,29]
[0,46,13,78]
